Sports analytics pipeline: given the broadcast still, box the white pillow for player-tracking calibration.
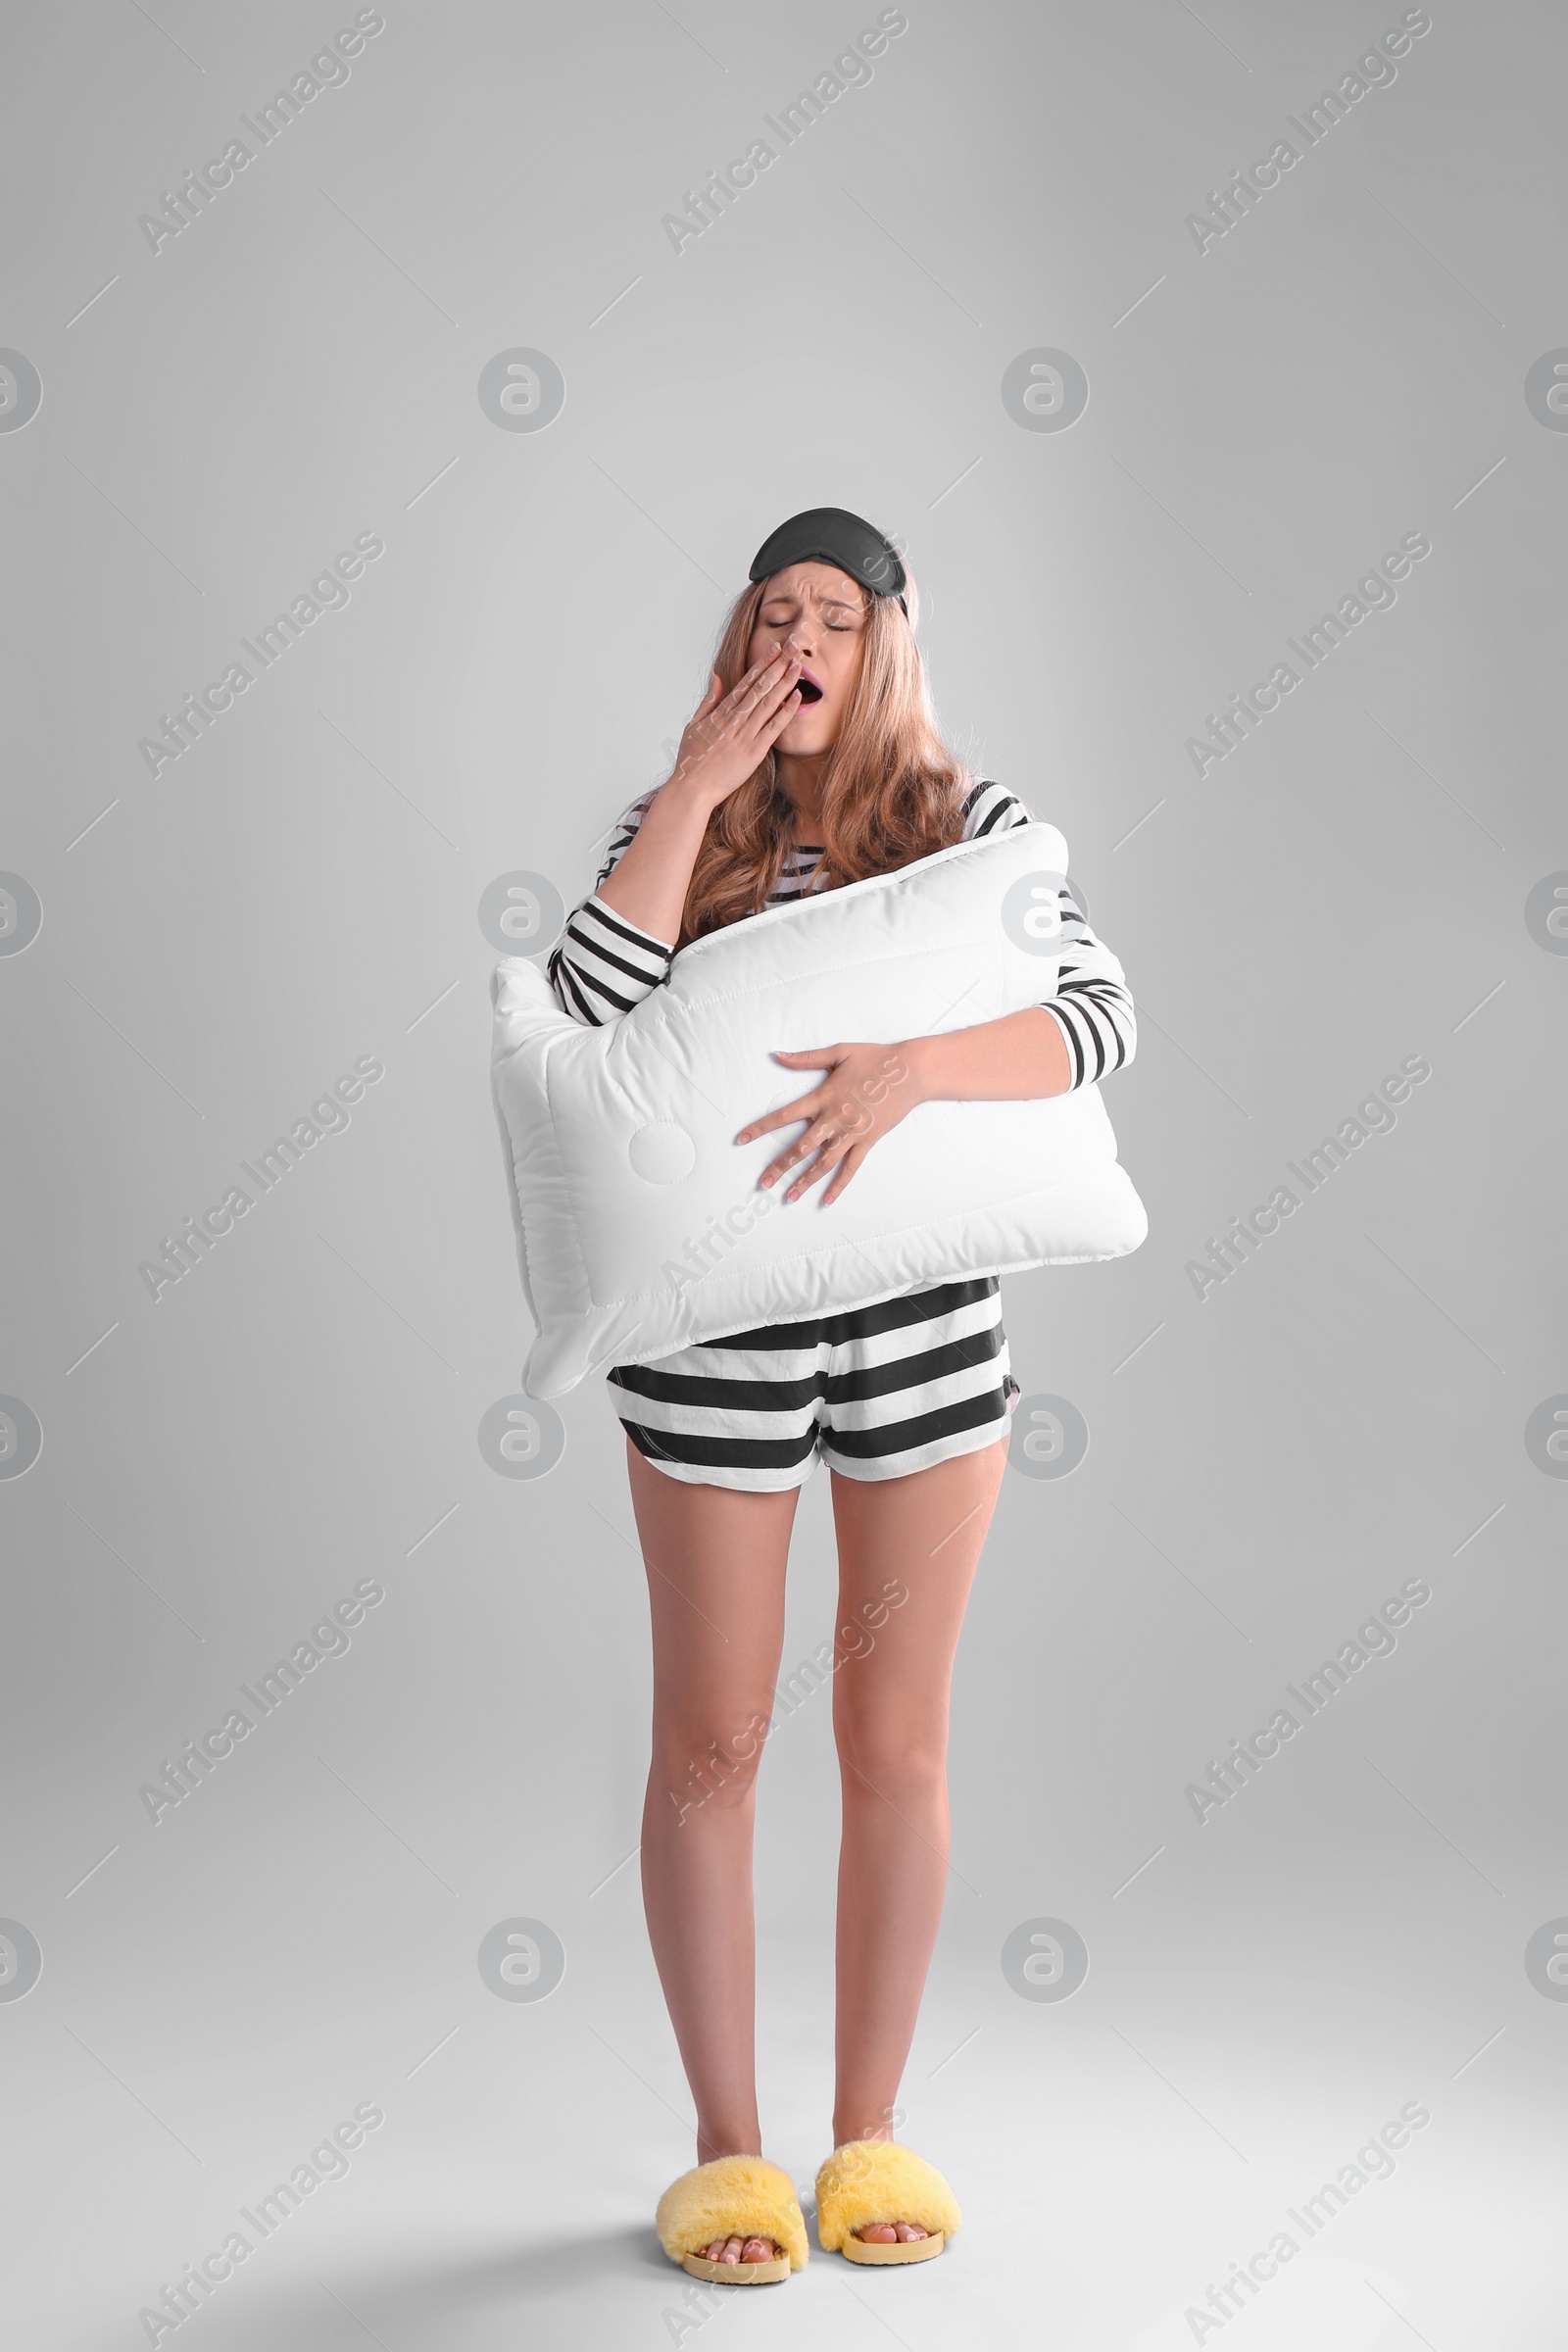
[491,822,1147,1398]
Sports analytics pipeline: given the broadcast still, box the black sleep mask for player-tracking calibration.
[748,507,907,615]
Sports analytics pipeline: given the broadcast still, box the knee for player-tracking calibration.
[833,1701,948,1795]
[652,1709,770,1818]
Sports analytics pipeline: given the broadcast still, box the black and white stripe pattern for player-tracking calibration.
[610,1276,1019,1489]
[547,779,1136,1089]
[546,891,672,1024]
[546,778,1133,1488]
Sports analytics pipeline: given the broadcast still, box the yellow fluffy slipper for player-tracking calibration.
[655,2153,808,2283]
[814,2139,961,2266]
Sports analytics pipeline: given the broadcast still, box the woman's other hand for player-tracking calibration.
[735,1042,928,1206]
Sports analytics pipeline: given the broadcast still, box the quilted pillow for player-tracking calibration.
[491,822,1147,1398]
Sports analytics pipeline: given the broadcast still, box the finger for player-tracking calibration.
[772,1046,844,1067]
[759,665,804,716]
[738,662,803,739]
[715,653,772,715]
[735,1102,809,1144]
[760,1122,819,1186]
[776,1153,818,1200]
[786,1142,847,1201]
[775,1101,847,1155]
[757,685,804,740]
[697,654,765,735]
[817,1143,864,1203]
[732,646,800,723]
[760,1125,823,1185]
[778,1122,847,1198]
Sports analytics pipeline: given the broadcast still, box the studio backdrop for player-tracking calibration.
[1,2,1562,2347]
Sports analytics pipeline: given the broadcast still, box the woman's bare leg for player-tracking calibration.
[827,1435,1007,2230]
[626,1435,798,2229]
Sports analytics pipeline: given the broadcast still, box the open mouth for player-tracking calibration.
[795,672,823,704]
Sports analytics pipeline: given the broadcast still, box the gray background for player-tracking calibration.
[2,1,1563,2345]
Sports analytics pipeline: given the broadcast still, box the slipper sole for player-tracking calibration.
[842,2230,945,2266]
[682,2251,792,2284]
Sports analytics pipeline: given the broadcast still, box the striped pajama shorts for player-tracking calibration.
[608,1275,1020,1491]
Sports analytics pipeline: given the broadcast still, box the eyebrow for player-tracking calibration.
[760,594,859,616]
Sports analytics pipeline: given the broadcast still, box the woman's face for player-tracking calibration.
[747,562,867,756]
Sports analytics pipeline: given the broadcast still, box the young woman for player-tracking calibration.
[548,509,1135,2281]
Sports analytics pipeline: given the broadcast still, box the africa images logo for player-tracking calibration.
[0,349,44,432]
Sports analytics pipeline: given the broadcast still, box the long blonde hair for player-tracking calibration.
[673,570,972,949]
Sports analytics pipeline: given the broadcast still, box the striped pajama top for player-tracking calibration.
[547,778,1137,1086]
[546,779,1137,1479]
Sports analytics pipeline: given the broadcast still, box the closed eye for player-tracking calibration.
[760,609,859,628]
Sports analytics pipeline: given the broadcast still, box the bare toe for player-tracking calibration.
[740,2235,773,2262]
[857,2222,898,2243]
[894,2222,928,2240]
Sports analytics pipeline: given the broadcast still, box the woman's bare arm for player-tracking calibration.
[899,1008,1074,1100]
[596,648,804,946]
[594,775,725,949]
